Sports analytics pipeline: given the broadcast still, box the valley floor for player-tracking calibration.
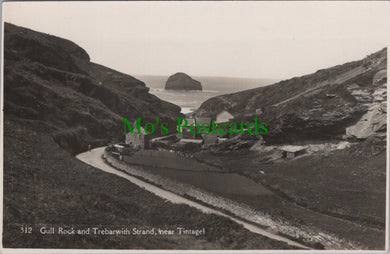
[111,140,386,250]
[3,117,296,249]
[2,117,386,250]
[77,147,308,249]
[193,141,386,249]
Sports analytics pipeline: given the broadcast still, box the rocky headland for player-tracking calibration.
[196,48,387,145]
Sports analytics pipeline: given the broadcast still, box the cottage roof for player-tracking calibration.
[279,145,307,153]
[180,139,203,144]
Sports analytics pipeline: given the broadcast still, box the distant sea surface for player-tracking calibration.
[135,75,278,114]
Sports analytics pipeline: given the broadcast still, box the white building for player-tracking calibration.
[215,110,234,123]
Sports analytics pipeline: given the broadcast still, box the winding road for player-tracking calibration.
[76,147,310,249]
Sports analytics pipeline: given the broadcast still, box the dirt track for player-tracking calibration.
[76,147,310,249]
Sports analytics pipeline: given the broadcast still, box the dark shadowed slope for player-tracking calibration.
[4,22,182,154]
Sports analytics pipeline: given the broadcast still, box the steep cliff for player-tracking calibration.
[3,23,298,249]
[4,22,182,154]
[165,72,202,91]
[196,48,387,144]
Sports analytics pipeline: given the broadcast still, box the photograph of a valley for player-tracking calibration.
[1,1,389,252]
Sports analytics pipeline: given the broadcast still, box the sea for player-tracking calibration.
[135,75,277,114]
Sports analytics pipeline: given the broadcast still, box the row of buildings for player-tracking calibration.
[125,110,234,150]
[124,110,307,158]
[178,110,234,139]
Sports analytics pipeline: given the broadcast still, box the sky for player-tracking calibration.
[3,1,390,79]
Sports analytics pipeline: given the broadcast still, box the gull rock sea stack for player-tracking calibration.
[165,72,202,91]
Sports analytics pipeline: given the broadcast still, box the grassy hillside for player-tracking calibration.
[193,49,387,249]
[198,137,386,227]
[191,137,386,249]
[4,22,182,155]
[194,48,387,230]
[196,48,387,144]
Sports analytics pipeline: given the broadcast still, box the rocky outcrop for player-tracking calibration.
[345,103,386,139]
[165,72,202,91]
[4,22,182,154]
[345,70,387,139]
[196,48,387,144]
